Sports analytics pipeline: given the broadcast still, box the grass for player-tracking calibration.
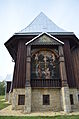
[0,95,10,110]
[0,116,79,119]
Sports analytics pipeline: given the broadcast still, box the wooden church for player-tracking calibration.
[5,12,79,113]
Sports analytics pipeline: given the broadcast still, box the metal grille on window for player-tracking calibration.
[43,95,50,105]
[18,95,25,105]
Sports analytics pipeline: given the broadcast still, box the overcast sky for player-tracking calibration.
[0,0,79,81]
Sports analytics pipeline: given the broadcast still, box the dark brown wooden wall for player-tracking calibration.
[12,36,78,89]
[63,40,76,88]
[13,40,26,88]
[71,47,79,89]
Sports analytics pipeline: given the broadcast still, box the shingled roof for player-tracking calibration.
[19,12,66,33]
[4,12,79,61]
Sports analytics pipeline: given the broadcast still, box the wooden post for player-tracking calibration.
[24,45,31,113]
[59,45,71,113]
[59,45,68,87]
[26,45,31,87]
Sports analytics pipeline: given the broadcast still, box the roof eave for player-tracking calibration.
[15,32,75,36]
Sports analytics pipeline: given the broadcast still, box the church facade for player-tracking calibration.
[5,13,79,113]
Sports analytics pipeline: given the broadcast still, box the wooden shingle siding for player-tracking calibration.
[13,40,26,89]
[11,36,79,89]
[72,47,79,89]
[63,40,76,88]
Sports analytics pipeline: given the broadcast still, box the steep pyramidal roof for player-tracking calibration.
[19,12,66,33]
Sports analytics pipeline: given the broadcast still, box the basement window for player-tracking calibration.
[70,94,74,105]
[43,95,50,105]
[18,95,25,105]
[78,94,79,101]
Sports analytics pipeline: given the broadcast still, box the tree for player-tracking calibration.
[0,81,5,95]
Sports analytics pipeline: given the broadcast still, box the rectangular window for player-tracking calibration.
[78,94,79,101]
[70,94,74,105]
[43,95,50,105]
[18,95,25,105]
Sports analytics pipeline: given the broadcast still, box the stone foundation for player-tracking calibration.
[69,88,79,110]
[61,87,71,113]
[24,87,31,113]
[8,92,13,104]
[12,89,25,110]
[5,92,13,104]
[70,88,78,104]
[31,88,61,111]
[11,87,79,112]
[5,93,9,101]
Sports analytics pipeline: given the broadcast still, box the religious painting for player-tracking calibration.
[31,49,60,79]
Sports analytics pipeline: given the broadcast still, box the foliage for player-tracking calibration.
[0,95,10,110]
[0,116,79,119]
[0,81,5,95]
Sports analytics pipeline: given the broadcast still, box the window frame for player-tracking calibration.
[18,95,25,105]
[70,94,74,105]
[43,95,50,105]
[78,94,79,101]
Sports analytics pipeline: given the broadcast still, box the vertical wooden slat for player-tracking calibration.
[63,40,76,88]
[31,79,61,87]
[72,47,79,88]
[13,40,26,89]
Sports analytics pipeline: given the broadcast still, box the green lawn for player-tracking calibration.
[0,116,79,119]
[0,95,10,110]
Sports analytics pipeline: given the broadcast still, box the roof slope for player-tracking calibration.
[19,12,66,33]
[26,32,64,45]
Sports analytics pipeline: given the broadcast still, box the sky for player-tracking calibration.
[0,0,79,81]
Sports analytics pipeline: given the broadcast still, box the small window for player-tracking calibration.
[70,94,74,105]
[18,95,25,105]
[78,94,79,101]
[43,95,50,105]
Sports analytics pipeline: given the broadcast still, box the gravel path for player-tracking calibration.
[0,105,79,116]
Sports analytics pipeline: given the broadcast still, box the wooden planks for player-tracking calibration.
[71,47,79,88]
[12,36,79,89]
[63,40,76,88]
[31,79,61,88]
[13,40,26,88]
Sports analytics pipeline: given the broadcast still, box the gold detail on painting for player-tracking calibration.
[38,35,52,43]
[31,49,59,79]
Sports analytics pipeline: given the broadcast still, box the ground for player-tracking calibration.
[0,95,79,118]
[0,95,10,110]
[0,116,79,119]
